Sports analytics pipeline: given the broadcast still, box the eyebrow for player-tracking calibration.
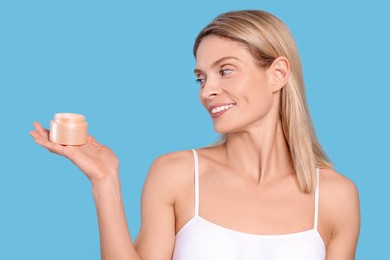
[194,56,241,75]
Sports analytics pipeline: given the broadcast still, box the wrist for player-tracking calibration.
[91,171,121,197]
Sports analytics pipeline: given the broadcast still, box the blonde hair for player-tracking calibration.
[194,10,332,193]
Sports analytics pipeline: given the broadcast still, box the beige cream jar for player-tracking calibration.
[49,113,88,145]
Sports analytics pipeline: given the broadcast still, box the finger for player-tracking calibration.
[29,129,37,138]
[34,136,67,156]
[34,121,50,139]
[29,129,43,141]
[33,122,50,139]
[29,128,50,144]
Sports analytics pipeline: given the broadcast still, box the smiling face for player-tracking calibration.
[195,36,281,134]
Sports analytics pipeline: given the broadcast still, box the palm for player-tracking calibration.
[29,122,119,183]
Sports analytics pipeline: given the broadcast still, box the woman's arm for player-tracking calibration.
[134,153,187,259]
[323,170,360,260]
[92,153,183,259]
[29,122,178,259]
[92,174,141,260]
[30,122,139,259]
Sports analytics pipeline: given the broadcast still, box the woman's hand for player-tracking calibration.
[29,122,119,185]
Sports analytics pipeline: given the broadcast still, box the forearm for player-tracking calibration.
[92,173,141,260]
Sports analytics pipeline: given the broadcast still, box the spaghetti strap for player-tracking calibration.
[314,168,320,230]
[191,149,200,217]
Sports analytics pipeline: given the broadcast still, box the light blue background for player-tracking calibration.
[1,0,389,259]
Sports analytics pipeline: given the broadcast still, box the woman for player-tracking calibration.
[30,10,360,259]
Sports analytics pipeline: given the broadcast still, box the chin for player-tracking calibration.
[213,124,235,134]
[213,121,250,135]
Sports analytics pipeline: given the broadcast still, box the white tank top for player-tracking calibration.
[172,149,326,260]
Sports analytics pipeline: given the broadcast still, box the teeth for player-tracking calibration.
[211,104,235,114]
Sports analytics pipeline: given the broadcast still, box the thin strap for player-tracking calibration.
[191,149,200,216]
[314,168,320,230]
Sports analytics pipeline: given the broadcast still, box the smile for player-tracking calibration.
[211,104,235,114]
[208,103,236,118]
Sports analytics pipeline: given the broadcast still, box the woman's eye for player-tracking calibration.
[220,68,233,76]
[195,78,205,85]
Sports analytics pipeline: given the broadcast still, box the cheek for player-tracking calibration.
[235,75,271,103]
[238,76,274,115]
[252,89,274,114]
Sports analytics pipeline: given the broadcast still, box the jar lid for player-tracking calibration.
[54,113,86,123]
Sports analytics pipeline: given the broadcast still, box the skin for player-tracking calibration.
[30,35,360,260]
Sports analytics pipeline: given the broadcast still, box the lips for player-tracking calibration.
[208,103,236,118]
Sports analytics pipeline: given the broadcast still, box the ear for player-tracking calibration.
[268,56,290,92]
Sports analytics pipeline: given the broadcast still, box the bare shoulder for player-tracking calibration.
[143,150,195,202]
[150,150,195,170]
[319,167,359,205]
[319,168,360,237]
[148,150,195,180]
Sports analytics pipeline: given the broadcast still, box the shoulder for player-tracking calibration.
[142,150,195,202]
[319,168,360,234]
[148,150,195,179]
[319,167,359,205]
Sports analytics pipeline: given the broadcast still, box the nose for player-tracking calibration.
[200,79,222,100]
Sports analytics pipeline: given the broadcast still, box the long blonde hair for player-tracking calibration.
[194,10,332,193]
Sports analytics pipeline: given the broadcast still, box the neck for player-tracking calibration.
[223,109,294,184]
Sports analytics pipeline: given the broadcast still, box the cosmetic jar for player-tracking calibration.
[49,113,88,145]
